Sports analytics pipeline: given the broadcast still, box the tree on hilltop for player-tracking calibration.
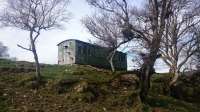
[0,0,70,83]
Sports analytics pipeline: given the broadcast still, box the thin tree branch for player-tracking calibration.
[17,44,32,51]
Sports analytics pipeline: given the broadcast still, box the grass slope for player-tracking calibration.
[0,59,200,112]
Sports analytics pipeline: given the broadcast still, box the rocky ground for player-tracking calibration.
[0,59,200,112]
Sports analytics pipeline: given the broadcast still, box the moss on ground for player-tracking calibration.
[0,86,9,112]
[41,64,115,84]
[0,59,16,68]
[0,62,142,112]
[146,95,200,112]
[1,59,200,112]
[150,73,200,104]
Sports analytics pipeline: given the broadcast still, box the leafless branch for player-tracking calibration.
[17,44,32,52]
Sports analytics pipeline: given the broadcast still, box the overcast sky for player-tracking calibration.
[0,0,169,72]
[0,0,93,63]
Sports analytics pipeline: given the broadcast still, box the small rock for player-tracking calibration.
[3,93,8,96]
[103,107,107,111]
[111,74,139,90]
[73,81,88,93]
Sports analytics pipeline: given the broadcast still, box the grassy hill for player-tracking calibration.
[0,59,200,112]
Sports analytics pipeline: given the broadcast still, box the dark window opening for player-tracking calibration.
[88,47,91,56]
[91,47,95,56]
[67,52,71,55]
[64,46,68,49]
[70,57,74,61]
[69,42,72,46]
[78,45,84,55]
[83,45,87,55]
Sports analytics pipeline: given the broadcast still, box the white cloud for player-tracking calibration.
[0,0,92,64]
[0,0,168,72]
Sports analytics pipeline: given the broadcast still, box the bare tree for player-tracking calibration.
[0,0,70,82]
[197,34,200,70]
[0,41,9,58]
[160,0,200,86]
[86,0,173,101]
[82,13,132,72]
[194,26,200,70]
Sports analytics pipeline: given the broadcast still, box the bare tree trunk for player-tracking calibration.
[140,63,155,102]
[140,65,150,101]
[109,57,115,72]
[30,32,41,82]
[139,40,160,101]
[140,55,156,102]
[169,71,179,86]
[169,68,179,86]
[108,49,116,72]
[168,63,180,86]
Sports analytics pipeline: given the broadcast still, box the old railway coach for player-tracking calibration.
[57,39,127,70]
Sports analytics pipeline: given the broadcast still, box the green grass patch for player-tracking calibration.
[0,64,142,112]
[0,59,16,68]
[0,94,8,112]
[0,82,9,112]
[1,61,200,112]
[146,95,200,112]
[41,64,114,84]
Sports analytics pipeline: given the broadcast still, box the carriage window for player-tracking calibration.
[64,45,68,49]
[88,47,91,56]
[78,46,83,54]
[120,55,124,61]
[67,52,71,55]
[69,42,72,46]
[91,47,95,56]
[70,57,74,61]
[83,45,87,54]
